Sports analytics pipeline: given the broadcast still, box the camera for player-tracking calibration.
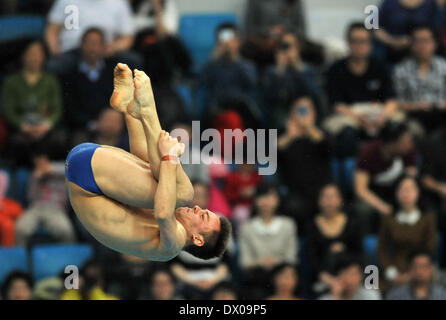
[218,28,235,43]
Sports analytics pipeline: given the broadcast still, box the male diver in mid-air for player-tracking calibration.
[65,63,232,261]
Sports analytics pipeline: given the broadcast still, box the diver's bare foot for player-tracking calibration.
[110,63,134,112]
[133,69,156,114]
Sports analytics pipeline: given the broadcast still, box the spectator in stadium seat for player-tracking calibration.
[2,39,66,168]
[61,28,115,134]
[307,184,363,291]
[277,97,332,228]
[199,23,257,123]
[386,251,446,299]
[354,122,417,234]
[132,0,192,86]
[393,25,446,134]
[15,154,76,247]
[375,0,445,64]
[70,108,129,151]
[261,32,321,130]
[128,1,192,130]
[378,176,437,292]
[0,271,33,300]
[319,255,381,300]
[267,263,301,300]
[325,22,398,159]
[88,108,128,149]
[170,181,231,299]
[239,183,298,299]
[0,171,23,246]
[45,0,141,74]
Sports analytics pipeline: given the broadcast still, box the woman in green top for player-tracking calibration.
[2,39,62,139]
[2,40,65,169]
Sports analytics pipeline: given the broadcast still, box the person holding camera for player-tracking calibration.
[277,97,332,228]
[325,22,399,159]
[393,25,446,134]
[261,32,321,131]
[199,23,257,125]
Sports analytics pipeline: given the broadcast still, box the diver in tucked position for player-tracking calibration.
[65,63,231,261]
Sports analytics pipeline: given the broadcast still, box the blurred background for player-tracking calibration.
[1,0,446,300]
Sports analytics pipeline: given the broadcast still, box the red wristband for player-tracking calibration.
[161,155,179,163]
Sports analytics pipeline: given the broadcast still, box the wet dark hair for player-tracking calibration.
[346,22,370,41]
[1,270,33,300]
[184,216,232,260]
[379,121,409,144]
[81,27,106,43]
[318,183,344,211]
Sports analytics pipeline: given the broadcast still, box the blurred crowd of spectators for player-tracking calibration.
[3,0,446,300]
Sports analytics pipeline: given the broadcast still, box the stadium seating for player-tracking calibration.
[0,15,45,42]
[179,13,238,71]
[0,247,28,285]
[31,244,94,281]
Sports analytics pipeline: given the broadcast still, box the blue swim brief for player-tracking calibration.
[65,142,103,195]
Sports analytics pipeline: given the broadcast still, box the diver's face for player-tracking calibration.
[175,205,220,235]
